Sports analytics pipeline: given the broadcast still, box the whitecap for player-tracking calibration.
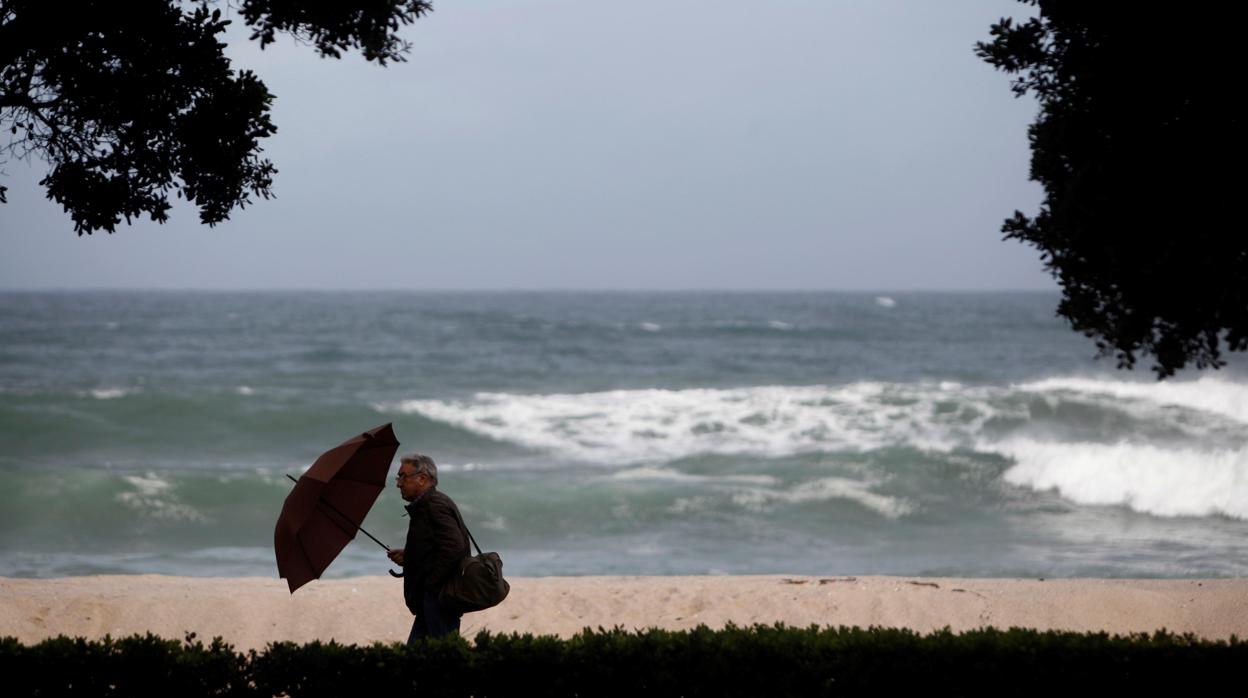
[1016,375,1248,425]
[437,461,486,472]
[116,474,206,523]
[875,296,897,308]
[639,322,662,332]
[88,387,136,400]
[375,383,1006,464]
[668,496,712,514]
[121,474,172,496]
[731,477,914,519]
[995,438,1248,520]
[374,377,1248,483]
[610,466,779,486]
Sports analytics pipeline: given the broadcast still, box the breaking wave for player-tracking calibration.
[378,376,1248,520]
[997,439,1248,520]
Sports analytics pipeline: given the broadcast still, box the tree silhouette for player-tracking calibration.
[0,0,431,234]
[977,1,1244,377]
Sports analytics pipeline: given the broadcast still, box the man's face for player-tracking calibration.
[396,463,431,501]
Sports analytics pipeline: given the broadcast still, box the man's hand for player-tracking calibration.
[387,549,405,565]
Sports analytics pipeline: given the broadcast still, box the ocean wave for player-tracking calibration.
[729,477,915,519]
[708,319,795,331]
[614,468,913,519]
[609,466,779,486]
[996,439,1248,520]
[1016,375,1248,424]
[85,386,140,400]
[116,473,206,523]
[377,377,1248,520]
[377,383,1004,464]
[379,378,1248,465]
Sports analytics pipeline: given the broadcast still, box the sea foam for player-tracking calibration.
[115,474,205,523]
[730,476,915,519]
[87,387,138,400]
[380,378,1248,464]
[380,376,1248,521]
[997,439,1248,520]
[380,382,1000,464]
[1016,375,1248,425]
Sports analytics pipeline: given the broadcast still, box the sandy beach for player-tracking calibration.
[2,575,1243,650]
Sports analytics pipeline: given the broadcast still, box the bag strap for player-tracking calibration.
[450,505,483,557]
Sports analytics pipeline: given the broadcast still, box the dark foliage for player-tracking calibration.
[3,624,1243,697]
[977,1,1246,377]
[1,632,248,697]
[0,0,431,234]
[249,636,473,697]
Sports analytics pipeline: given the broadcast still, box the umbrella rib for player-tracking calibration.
[283,474,390,550]
[316,496,391,550]
[290,532,318,588]
[319,499,361,537]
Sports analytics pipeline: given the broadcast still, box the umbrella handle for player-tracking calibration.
[389,568,404,578]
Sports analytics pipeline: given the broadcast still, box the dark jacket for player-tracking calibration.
[402,487,470,614]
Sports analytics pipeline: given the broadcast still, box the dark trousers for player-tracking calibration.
[407,590,462,644]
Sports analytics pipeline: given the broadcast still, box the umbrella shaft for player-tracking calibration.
[285,474,391,551]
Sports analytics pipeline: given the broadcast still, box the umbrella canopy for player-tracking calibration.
[275,422,400,593]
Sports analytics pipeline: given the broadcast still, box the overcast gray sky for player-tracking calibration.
[0,0,1050,291]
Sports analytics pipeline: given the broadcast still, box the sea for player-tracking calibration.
[1,291,1245,580]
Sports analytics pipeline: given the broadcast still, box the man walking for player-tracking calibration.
[387,453,470,642]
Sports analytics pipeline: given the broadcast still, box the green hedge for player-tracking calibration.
[3,624,1241,697]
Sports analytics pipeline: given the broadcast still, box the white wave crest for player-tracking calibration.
[731,477,914,519]
[379,383,999,464]
[377,378,1248,520]
[997,439,1248,520]
[668,496,711,514]
[610,466,779,486]
[874,296,897,308]
[437,461,488,473]
[87,387,138,400]
[1016,375,1248,425]
[610,467,911,518]
[116,474,205,523]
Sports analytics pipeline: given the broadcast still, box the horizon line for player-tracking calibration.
[0,287,1061,294]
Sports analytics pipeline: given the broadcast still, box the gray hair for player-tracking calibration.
[400,452,438,486]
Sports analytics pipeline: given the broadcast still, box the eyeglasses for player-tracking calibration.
[395,472,424,481]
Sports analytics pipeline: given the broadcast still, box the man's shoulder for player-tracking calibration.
[426,488,459,511]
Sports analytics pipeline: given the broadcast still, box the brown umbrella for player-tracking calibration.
[275,422,400,593]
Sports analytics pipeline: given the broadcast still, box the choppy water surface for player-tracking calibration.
[1,291,1245,578]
